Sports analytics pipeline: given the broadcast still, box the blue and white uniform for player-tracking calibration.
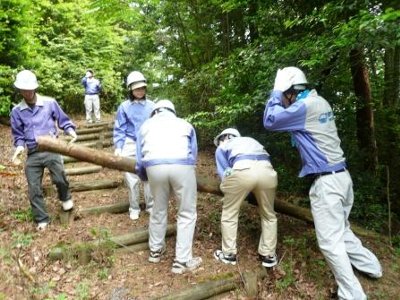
[215,136,278,257]
[10,94,76,223]
[136,110,198,263]
[113,99,155,215]
[81,76,101,122]
[264,89,382,300]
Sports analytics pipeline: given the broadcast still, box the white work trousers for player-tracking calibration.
[310,170,382,300]
[147,164,197,263]
[84,94,101,122]
[220,160,278,256]
[121,137,153,213]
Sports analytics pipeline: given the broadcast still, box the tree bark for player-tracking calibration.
[48,224,176,261]
[65,165,102,175]
[76,127,113,135]
[349,48,378,171]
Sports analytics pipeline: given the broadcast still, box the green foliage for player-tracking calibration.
[11,231,33,249]
[11,208,33,222]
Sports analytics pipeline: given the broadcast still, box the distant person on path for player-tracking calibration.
[10,70,77,231]
[136,100,202,274]
[212,128,278,268]
[263,66,382,299]
[113,71,155,220]
[81,69,101,123]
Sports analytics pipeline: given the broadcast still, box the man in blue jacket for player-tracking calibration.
[136,100,202,274]
[81,69,101,123]
[263,66,382,300]
[10,70,77,231]
[213,128,278,268]
[113,71,154,220]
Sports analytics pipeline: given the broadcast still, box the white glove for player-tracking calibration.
[273,69,292,92]
[223,167,233,177]
[85,71,92,78]
[68,130,78,144]
[12,146,25,165]
[114,148,122,156]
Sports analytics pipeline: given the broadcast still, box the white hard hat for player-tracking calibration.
[151,99,176,116]
[214,128,241,146]
[281,67,308,91]
[126,71,147,90]
[14,70,39,90]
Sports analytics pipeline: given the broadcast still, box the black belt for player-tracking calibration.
[309,168,346,179]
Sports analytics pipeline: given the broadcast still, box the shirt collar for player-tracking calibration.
[19,94,44,111]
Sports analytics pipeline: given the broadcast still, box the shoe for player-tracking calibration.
[37,222,48,231]
[148,247,166,263]
[87,120,93,124]
[129,209,140,220]
[259,253,277,268]
[214,250,237,265]
[171,257,202,274]
[95,120,101,123]
[62,199,74,211]
[146,207,153,214]
[365,271,382,279]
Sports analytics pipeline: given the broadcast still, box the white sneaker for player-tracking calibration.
[171,257,202,274]
[129,210,140,220]
[365,271,382,279]
[62,199,74,211]
[148,247,166,263]
[37,222,48,231]
[146,207,153,214]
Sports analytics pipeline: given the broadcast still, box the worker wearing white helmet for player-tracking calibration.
[213,128,278,268]
[264,67,382,299]
[10,70,77,231]
[81,69,102,123]
[136,99,202,274]
[113,71,155,220]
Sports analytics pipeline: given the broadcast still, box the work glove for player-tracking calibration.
[223,167,233,177]
[68,130,78,144]
[12,146,25,165]
[273,69,292,92]
[114,148,122,156]
[85,71,92,78]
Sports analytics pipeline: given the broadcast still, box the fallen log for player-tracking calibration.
[49,224,176,262]
[65,165,102,175]
[79,202,130,216]
[36,136,379,238]
[76,127,113,135]
[84,121,113,128]
[79,139,113,148]
[63,156,78,164]
[64,131,113,142]
[44,179,122,193]
[155,267,268,300]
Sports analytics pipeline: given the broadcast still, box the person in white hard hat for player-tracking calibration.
[212,128,278,268]
[10,70,78,231]
[81,69,102,123]
[264,67,382,299]
[136,99,202,274]
[113,71,155,220]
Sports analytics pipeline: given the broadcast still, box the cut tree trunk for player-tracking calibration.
[155,267,267,300]
[48,224,176,262]
[44,179,122,194]
[62,131,113,142]
[65,165,102,175]
[78,202,130,216]
[63,156,78,164]
[36,136,381,238]
[76,127,113,135]
[84,121,113,128]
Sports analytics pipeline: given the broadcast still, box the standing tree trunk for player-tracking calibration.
[349,48,378,171]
